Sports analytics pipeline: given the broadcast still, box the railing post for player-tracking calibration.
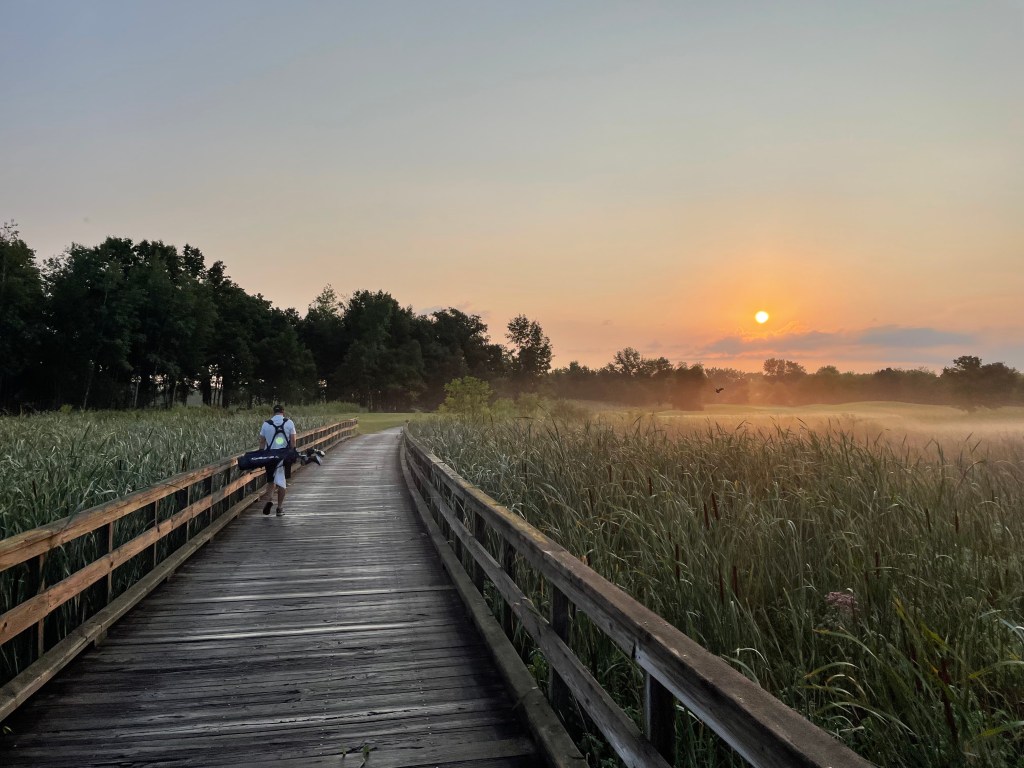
[149,501,159,569]
[644,671,676,762]
[500,540,515,637]
[549,584,572,715]
[203,475,213,530]
[435,473,449,542]
[105,520,115,604]
[33,553,47,661]
[176,482,189,548]
[453,493,465,564]
[222,468,232,516]
[471,509,486,593]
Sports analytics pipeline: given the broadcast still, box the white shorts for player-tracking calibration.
[271,462,287,489]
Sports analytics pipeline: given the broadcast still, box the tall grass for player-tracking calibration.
[0,404,358,538]
[0,404,359,684]
[412,412,1024,767]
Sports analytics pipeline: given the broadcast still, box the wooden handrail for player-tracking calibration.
[0,418,358,691]
[402,432,874,768]
[0,419,357,573]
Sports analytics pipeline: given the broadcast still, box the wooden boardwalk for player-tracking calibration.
[0,429,539,767]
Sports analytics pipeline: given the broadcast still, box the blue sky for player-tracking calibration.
[2,1,1022,371]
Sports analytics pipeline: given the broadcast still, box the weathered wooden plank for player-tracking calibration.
[407,452,670,768]
[6,709,534,767]
[0,483,262,721]
[405,432,874,768]
[0,471,253,643]
[400,444,588,768]
[0,429,548,768]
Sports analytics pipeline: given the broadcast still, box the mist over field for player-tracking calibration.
[658,402,1024,450]
[413,398,1024,766]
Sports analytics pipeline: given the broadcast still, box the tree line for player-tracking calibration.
[2,224,1020,413]
[547,352,1023,411]
[0,225,551,412]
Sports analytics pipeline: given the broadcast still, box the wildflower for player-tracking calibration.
[825,590,858,619]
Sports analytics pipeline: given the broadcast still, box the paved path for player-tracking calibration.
[0,429,538,767]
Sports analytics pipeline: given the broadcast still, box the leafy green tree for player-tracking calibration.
[201,262,264,408]
[333,290,425,410]
[126,240,213,407]
[763,358,807,381]
[760,358,807,405]
[438,376,493,417]
[40,236,218,409]
[612,347,644,377]
[42,238,142,408]
[705,367,752,404]
[942,356,1021,410]
[506,315,552,390]
[416,308,504,408]
[0,223,44,410]
[670,363,708,409]
[605,347,675,403]
[866,367,942,405]
[298,285,346,400]
[252,307,318,404]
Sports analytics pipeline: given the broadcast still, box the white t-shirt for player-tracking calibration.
[260,415,296,450]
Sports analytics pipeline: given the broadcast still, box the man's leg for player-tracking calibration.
[274,464,287,515]
[262,466,275,514]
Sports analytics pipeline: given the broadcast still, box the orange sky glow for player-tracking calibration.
[2,2,1021,374]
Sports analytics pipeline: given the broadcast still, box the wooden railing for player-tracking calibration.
[0,418,358,720]
[401,432,874,768]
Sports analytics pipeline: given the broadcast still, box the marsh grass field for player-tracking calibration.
[0,405,414,539]
[412,402,1024,767]
[2,402,1021,766]
[0,404,413,684]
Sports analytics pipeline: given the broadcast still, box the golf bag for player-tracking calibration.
[238,417,299,471]
[238,446,299,471]
[299,447,325,466]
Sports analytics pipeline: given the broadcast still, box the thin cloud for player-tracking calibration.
[855,326,974,348]
[702,325,975,357]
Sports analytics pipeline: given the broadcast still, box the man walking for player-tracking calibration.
[259,404,297,516]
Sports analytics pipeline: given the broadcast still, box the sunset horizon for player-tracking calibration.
[3,1,1021,376]
[3,6,1024,764]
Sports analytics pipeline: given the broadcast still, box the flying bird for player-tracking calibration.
[715,387,725,393]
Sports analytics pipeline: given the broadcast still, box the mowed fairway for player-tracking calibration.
[411,402,1024,767]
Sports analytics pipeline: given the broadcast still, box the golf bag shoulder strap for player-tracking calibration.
[265,418,291,448]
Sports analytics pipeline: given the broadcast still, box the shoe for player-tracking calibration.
[276,507,284,516]
[262,501,273,515]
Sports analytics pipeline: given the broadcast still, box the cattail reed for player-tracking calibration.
[413,407,1024,767]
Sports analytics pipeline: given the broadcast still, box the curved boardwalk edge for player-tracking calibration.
[399,439,587,768]
[403,431,876,768]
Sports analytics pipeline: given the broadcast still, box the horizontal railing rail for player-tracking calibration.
[401,432,873,768]
[0,418,358,720]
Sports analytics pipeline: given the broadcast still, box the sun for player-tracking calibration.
[755,310,770,324]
